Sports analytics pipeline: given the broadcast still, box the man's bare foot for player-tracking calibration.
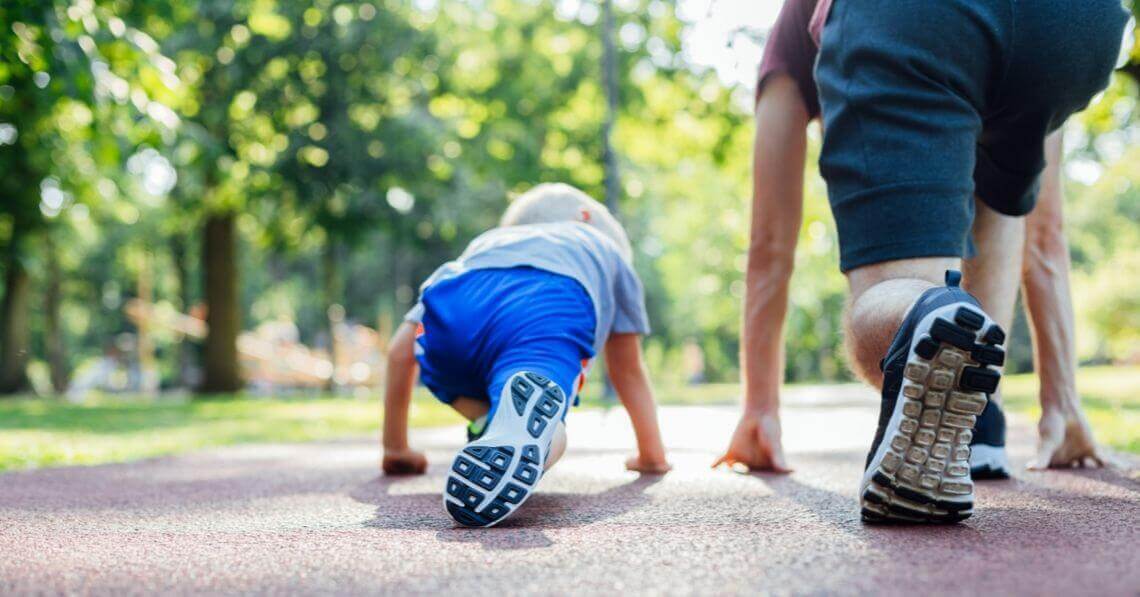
[1029,407,1112,470]
[382,448,429,475]
[712,411,791,473]
[625,454,671,475]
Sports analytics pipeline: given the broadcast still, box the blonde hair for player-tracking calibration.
[499,183,633,262]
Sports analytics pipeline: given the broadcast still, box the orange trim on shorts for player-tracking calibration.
[576,358,589,393]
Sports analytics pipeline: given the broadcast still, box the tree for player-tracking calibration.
[600,0,621,216]
[0,0,176,394]
[142,0,295,393]
[229,1,453,387]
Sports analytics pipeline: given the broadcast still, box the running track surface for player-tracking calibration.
[2,387,1137,595]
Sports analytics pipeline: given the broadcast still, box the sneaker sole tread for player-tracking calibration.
[444,372,567,528]
[862,305,1005,524]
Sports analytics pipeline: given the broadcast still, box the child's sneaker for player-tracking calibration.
[444,371,570,527]
[969,399,1011,479]
[860,270,1006,523]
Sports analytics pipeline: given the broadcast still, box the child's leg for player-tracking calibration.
[443,296,593,527]
[450,395,568,469]
[451,396,489,421]
[443,367,581,528]
[429,267,595,527]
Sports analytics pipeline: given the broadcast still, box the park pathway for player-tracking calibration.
[2,387,1137,595]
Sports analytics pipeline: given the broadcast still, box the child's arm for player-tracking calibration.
[604,333,671,474]
[381,322,428,475]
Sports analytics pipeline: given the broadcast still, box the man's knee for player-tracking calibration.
[1024,210,1067,269]
[846,257,960,303]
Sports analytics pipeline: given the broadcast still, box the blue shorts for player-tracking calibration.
[414,267,596,414]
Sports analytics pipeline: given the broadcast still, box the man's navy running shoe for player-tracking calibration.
[969,399,1011,479]
[444,371,569,528]
[860,270,1006,523]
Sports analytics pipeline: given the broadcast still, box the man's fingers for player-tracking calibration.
[1028,446,1055,470]
[1028,433,1065,470]
[770,454,793,474]
[752,425,769,448]
[741,423,788,473]
[711,454,730,469]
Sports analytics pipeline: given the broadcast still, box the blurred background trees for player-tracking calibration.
[1,0,1136,398]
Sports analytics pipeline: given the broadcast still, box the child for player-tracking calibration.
[380,183,670,528]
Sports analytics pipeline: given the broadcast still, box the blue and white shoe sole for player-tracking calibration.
[444,372,569,528]
[861,303,1006,523]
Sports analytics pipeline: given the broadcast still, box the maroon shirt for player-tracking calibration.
[810,0,832,46]
[756,0,824,120]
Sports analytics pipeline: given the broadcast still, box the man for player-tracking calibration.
[718,0,1124,522]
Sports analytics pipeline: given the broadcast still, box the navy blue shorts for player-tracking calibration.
[414,267,596,414]
[816,0,1127,271]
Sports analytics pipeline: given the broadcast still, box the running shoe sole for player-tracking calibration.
[443,372,569,528]
[861,304,1005,523]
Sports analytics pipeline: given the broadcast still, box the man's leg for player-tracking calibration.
[815,0,1011,523]
[844,257,960,386]
[959,200,1023,478]
[845,256,1006,523]
[962,199,1025,362]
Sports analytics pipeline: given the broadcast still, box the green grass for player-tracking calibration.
[1,367,1135,472]
[0,390,462,472]
[999,366,1140,454]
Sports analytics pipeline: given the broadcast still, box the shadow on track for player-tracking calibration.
[352,473,663,550]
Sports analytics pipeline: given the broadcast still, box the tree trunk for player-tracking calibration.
[200,213,242,394]
[44,230,69,394]
[136,250,158,394]
[170,233,193,387]
[322,236,341,391]
[600,0,622,217]
[0,244,31,395]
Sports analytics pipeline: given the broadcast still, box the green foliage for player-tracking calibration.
[1,0,1137,394]
[998,366,1140,454]
[0,0,175,229]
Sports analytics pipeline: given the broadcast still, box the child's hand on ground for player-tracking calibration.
[625,454,672,475]
[382,448,428,475]
[712,411,792,473]
[1029,407,1113,470]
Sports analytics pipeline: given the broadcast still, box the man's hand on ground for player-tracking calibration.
[712,411,792,473]
[1029,407,1112,470]
[625,454,672,475]
[382,448,428,475]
